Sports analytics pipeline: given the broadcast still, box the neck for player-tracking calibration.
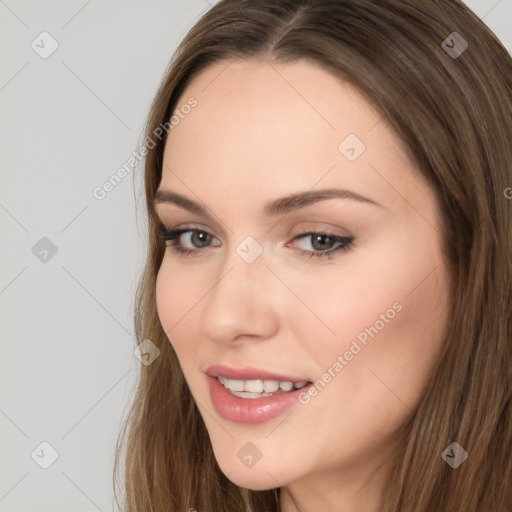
[280,459,388,512]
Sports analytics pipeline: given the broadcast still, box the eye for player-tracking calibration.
[180,230,215,249]
[159,227,221,256]
[158,225,352,260]
[289,231,353,259]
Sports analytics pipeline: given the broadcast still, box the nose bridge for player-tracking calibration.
[214,235,271,301]
[200,242,279,343]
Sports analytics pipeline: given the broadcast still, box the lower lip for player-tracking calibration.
[207,376,310,424]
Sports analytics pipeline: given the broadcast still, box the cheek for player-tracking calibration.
[286,233,450,409]
[156,261,177,334]
[155,260,200,357]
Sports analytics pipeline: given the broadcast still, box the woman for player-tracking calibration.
[114,1,512,510]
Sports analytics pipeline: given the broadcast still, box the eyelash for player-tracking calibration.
[158,227,354,260]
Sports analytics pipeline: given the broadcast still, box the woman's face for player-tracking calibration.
[155,59,450,499]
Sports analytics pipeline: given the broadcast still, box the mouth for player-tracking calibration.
[217,375,310,398]
[205,364,314,423]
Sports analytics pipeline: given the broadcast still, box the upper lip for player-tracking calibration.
[206,364,310,383]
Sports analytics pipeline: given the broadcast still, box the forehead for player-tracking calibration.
[161,59,427,212]
[167,58,387,154]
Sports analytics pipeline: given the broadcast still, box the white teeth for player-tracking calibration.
[217,376,308,395]
[244,380,264,393]
[221,378,244,391]
[279,381,293,392]
[263,380,280,392]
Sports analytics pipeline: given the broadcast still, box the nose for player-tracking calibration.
[200,252,280,346]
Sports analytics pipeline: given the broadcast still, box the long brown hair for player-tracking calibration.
[114,1,512,510]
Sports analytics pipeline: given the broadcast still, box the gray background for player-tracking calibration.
[0,1,510,510]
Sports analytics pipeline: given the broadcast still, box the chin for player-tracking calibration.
[222,467,282,491]
[210,444,291,490]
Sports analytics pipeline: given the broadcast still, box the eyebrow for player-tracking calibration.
[154,188,383,216]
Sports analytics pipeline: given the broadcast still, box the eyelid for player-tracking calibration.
[286,230,353,248]
[155,208,227,240]
[289,222,354,239]
[159,220,219,237]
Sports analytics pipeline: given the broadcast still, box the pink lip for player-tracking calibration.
[205,364,312,424]
[205,364,309,383]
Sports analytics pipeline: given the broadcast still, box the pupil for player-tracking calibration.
[192,231,210,247]
[312,234,333,251]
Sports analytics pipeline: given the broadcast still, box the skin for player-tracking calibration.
[155,59,451,512]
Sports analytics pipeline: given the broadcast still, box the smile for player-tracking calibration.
[217,376,309,398]
[206,365,314,424]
